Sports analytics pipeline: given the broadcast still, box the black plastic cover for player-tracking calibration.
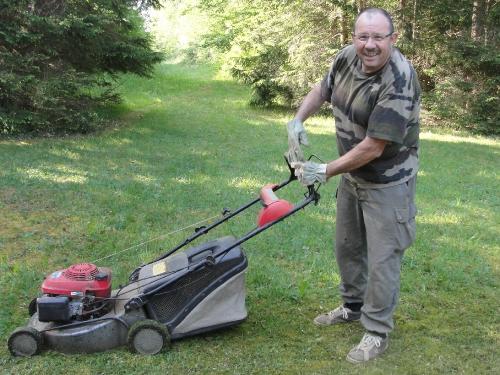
[37,296,71,322]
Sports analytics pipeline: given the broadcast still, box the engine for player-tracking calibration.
[36,263,112,322]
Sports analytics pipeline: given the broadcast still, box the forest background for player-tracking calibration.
[1,0,499,137]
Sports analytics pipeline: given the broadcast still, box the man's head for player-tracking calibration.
[352,8,398,74]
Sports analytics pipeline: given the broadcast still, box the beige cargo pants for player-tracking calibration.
[335,174,417,334]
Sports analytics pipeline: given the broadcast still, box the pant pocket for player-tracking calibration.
[395,207,416,250]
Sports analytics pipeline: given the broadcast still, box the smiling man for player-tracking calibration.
[286,8,421,363]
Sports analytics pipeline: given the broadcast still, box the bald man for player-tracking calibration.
[286,8,420,363]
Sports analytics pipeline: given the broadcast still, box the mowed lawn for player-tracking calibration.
[0,63,498,374]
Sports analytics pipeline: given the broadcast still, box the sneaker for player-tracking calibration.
[313,305,361,326]
[346,332,389,364]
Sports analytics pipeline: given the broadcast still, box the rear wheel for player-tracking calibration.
[127,320,170,355]
[8,327,43,357]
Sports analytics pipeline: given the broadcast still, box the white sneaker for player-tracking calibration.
[313,305,361,326]
[346,332,389,363]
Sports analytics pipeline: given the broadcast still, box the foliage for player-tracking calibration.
[422,40,499,135]
[196,0,345,107]
[164,0,499,135]
[0,0,163,135]
[396,0,499,136]
[1,63,499,373]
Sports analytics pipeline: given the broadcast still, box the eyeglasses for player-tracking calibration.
[353,33,393,43]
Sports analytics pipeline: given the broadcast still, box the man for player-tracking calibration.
[287,8,420,363]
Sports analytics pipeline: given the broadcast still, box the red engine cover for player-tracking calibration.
[41,263,112,298]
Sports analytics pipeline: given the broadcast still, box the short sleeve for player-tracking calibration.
[320,66,334,101]
[367,67,420,144]
[319,47,350,102]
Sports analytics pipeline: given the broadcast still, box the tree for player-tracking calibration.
[162,0,498,134]
[0,0,164,135]
[471,0,487,42]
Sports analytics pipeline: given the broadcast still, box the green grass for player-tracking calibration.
[1,62,499,374]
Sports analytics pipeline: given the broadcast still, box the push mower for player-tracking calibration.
[8,158,320,356]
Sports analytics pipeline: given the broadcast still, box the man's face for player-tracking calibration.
[353,13,398,74]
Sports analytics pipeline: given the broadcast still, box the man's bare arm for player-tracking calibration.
[295,85,327,122]
[326,136,388,178]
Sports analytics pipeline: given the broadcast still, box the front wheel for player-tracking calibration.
[127,320,170,355]
[8,327,43,357]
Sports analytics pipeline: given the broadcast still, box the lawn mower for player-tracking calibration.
[8,158,320,356]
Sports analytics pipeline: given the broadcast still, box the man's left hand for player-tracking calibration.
[291,161,328,186]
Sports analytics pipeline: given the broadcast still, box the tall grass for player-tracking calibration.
[0,63,498,374]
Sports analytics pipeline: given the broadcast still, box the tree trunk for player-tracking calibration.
[398,0,406,32]
[483,0,493,45]
[412,0,418,41]
[339,10,350,45]
[471,0,486,42]
[357,0,366,13]
[398,0,414,41]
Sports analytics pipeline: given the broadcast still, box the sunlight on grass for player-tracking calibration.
[132,174,157,185]
[48,148,81,160]
[421,131,499,146]
[21,166,88,184]
[271,163,290,174]
[0,140,33,147]
[307,211,336,225]
[107,137,134,146]
[173,176,193,184]
[419,213,462,225]
[477,169,498,179]
[229,176,265,190]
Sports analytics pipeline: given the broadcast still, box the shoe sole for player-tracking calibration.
[345,342,389,364]
[313,317,360,326]
[346,355,364,364]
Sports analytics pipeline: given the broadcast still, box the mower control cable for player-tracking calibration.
[128,157,299,281]
[119,183,321,311]
[91,214,221,264]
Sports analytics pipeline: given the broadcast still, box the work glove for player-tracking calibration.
[291,161,328,186]
[286,119,309,164]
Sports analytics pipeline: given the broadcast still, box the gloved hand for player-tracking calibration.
[286,119,309,163]
[291,161,328,186]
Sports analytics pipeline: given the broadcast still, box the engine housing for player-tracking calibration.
[37,263,112,322]
[41,263,112,298]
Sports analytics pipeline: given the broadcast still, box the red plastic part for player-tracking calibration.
[257,184,294,227]
[41,263,112,299]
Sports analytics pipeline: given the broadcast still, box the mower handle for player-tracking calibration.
[128,156,312,281]
[127,183,320,305]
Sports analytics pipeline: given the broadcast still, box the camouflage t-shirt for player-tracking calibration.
[320,45,420,187]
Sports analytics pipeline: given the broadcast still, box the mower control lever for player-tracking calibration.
[284,155,298,182]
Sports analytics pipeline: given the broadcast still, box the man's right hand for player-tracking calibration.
[286,119,308,164]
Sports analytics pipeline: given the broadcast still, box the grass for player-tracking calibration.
[0,62,499,374]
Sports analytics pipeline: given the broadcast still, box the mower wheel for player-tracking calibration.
[8,327,43,357]
[127,320,170,355]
